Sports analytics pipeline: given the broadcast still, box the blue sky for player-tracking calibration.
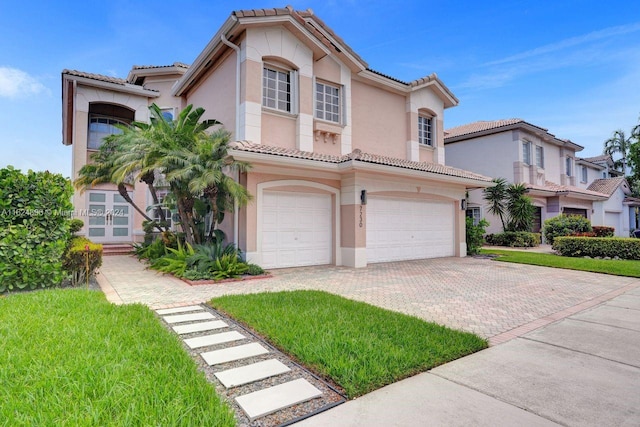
[1,0,639,177]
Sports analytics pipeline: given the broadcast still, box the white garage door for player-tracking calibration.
[261,191,332,269]
[367,197,455,263]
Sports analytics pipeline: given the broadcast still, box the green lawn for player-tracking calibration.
[210,290,487,398]
[481,249,640,278]
[0,289,235,426]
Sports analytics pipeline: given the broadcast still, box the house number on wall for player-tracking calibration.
[359,205,363,228]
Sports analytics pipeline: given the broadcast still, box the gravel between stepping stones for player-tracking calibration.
[157,304,345,427]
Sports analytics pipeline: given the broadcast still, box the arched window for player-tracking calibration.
[87,103,135,150]
[262,58,298,114]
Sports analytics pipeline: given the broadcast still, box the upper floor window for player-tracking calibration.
[566,156,573,176]
[87,103,134,150]
[263,66,292,113]
[160,107,175,121]
[418,116,433,146]
[315,81,340,123]
[522,141,531,165]
[88,116,127,150]
[602,171,607,178]
[535,146,544,168]
[581,165,588,183]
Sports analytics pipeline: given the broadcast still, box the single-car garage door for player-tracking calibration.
[367,197,455,263]
[604,211,621,234]
[261,191,332,269]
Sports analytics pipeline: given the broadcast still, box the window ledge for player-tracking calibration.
[314,120,343,133]
[418,143,435,151]
[262,107,297,119]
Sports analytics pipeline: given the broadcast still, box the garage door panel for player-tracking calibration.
[367,197,454,263]
[261,191,332,269]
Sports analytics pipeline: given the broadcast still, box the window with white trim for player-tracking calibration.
[535,146,544,168]
[151,189,172,229]
[522,140,532,165]
[418,116,433,146]
[581,165,588,183]
[466,207,481,226]
[315,81,341,123]
[160,107,175,121]
[88,116,127,149]
[263,66,292,113]
[566,156,573,176]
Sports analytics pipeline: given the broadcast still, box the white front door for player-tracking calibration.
[261,191,332,269]
[86,191,132,243]
[367,197,455,263]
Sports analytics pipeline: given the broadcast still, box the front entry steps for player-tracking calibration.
[156,304,345,426]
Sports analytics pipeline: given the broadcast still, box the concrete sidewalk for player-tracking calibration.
[295,289,640,426]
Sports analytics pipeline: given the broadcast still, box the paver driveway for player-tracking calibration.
[98,255,640,343]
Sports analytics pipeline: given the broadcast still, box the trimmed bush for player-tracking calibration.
[68,219,84,235]
[553,237,640,260]
[0,167,73,292]
[592,226,615,237]
[62,237,103,286]
[485,231,541,247]
[466,217,489,255]
[543,215,592,245]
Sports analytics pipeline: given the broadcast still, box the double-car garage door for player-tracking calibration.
[261,192,455,268]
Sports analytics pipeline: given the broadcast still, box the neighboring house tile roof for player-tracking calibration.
[526,180,609,199]
[444,119,527,139]
[131,62,189,70]
[582,154,611,163]
[62,69,128,86]
[587,177,627,196]
[230,141,493,182]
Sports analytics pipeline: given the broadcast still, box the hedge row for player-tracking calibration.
[553,237,640,260]
[485,232,541,247]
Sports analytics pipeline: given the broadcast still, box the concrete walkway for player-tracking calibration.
[97,255,640,425]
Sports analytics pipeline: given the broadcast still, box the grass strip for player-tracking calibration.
[0,289,235,426]
[481,249,640,278]
[210,290,487,398]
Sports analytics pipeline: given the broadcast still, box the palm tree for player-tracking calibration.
[483,178,508,231]
[604,129,632,175]
[505,183,534,232]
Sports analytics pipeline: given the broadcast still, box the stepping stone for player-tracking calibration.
[184,331,246,349]
[215,359,291,388]
[172,320,228,334]
[156,305,203,315]
[235,378,323,421]
[201,343,269,365]
[163,312,214,324]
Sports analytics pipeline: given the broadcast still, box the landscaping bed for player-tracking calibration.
[210,290,488,399]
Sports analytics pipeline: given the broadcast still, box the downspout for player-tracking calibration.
[220,34,241,248]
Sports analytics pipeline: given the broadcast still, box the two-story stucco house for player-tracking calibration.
[445,119,640,237]
[62,6,492,268]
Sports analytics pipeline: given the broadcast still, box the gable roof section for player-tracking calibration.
[587,177,629,196]
[230,141,492,185]
[62,69,159,96]
[525,180,608,201]
[127,62,190,85]
[172,6,457,107]
[444,118,583,151]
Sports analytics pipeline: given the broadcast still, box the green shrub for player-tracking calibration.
[485,231,541,247]
[466,217,489,255]
[185,242,242,273]
[0,167,73,292]
[62,237,103,286]
[181,269,212,281]
[150,242,195,277]
[246,263,265,276]
[68,219,84,235]
[592,226,615,237]
[553,237,640,260]
[134,238,167,261]
[543,215,592,245]
[211,254,248,280]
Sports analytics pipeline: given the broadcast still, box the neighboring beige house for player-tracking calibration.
[588,177,640,236]
[62,6,492,268]
[444,119,615,235]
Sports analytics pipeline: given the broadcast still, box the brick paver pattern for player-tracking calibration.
[98,255,640,340]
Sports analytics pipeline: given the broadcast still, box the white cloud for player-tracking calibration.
[0,67,49,98]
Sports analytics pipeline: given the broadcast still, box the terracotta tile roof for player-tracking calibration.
[62,69,127,86]
[587,177,627,196]
[582,154,611,163]
[131,62,189,70]
[444,119,527,139]
[230,141,493,182]
[526,180,609,198]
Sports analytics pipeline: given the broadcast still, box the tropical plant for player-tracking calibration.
[483,178,508,230]
[505,183,534,232]
[150,242,195,277]
[210,254,249,280]
[604,129,633,175]
[465,217,489,255]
